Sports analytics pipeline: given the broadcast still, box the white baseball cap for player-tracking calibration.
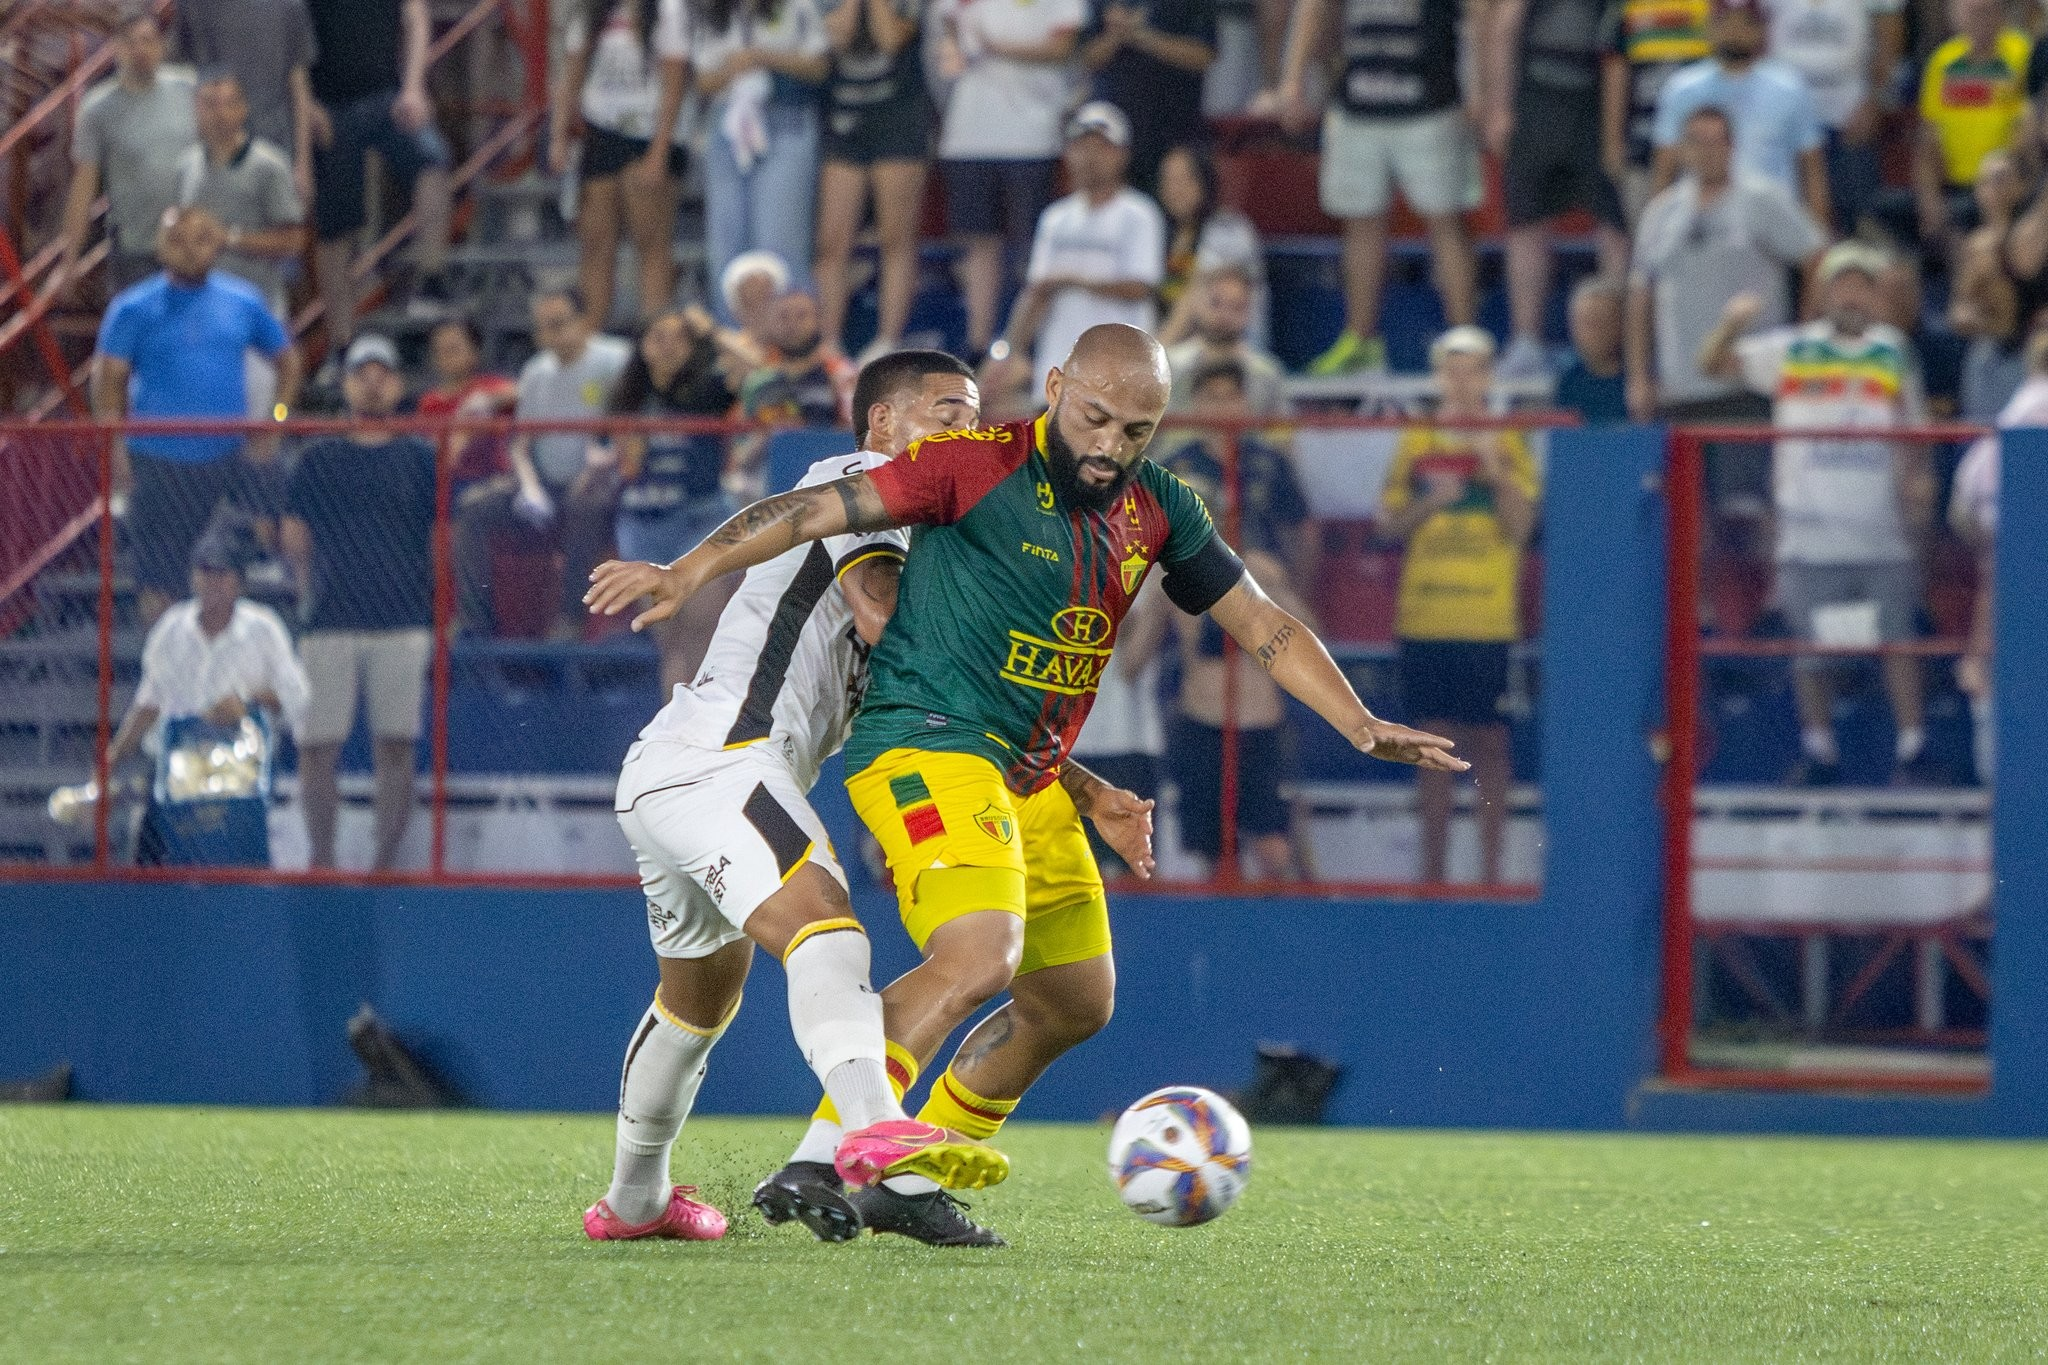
[1065,101,1132,148]
[1428,325,1497,366]
[344,333,401,373]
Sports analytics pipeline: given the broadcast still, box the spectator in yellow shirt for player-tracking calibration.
[1380,327,1541,886]
[1916,0,2031,250]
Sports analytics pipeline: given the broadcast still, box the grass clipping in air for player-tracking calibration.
[2,1107,2044,1361]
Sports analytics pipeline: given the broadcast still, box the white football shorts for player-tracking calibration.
[614,738,847,959]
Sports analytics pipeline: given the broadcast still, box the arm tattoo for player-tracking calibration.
[1059,761,1105,816]
[1254,624,1297,671]
[706,489,814,549]
[832,474,894,533]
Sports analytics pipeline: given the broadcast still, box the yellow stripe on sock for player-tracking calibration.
[652,989,742,1039]
[917,1066,1019,1142]
[812,1095,840,1125]
[781,916,865,962]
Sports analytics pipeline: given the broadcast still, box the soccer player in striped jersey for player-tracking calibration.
[589,325,1466,1245]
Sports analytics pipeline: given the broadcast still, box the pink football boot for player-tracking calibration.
[834,1119,1010,1191]
[583,1185,729,1241]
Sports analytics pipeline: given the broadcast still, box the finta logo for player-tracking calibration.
[1022,540,1061,563]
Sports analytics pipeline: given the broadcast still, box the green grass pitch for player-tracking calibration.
[4,1106,2046,1362]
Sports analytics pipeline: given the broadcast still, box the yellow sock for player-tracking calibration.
[811,1040,921,1125]
[917,1066,1018,1142]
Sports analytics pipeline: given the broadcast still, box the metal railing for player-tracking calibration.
[1660,422,1994,1097]
[0,409,1566,901]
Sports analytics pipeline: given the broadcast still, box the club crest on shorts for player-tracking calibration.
[973,802,1015,845]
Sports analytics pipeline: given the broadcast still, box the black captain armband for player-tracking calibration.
[1162,535,1245,615]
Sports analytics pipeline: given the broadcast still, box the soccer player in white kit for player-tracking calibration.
[586,352,1007,1241]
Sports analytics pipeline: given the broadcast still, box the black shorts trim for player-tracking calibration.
[822,95,932,165]
[742,782,814,880]
[581,122,688,182]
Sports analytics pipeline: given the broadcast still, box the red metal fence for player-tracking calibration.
[0,410,1564,900]
[1660,423,1993,1097]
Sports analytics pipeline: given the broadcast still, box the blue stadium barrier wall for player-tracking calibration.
[6,429,2047,1136]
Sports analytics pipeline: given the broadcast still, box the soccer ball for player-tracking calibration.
[1106,1085,1252,1226]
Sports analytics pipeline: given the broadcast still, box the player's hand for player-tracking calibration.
[1354,717,1468,772]
[585,558,698,632]
[1086,787,1157,880]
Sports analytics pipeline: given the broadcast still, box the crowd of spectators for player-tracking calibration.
[63,0,2035,877]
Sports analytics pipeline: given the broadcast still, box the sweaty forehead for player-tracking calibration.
[1065,363,1168,424]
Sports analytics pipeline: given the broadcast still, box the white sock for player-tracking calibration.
[884,1173,941,1196]
[790,1117,843,1167]
[825,1057,901,1132]
[783,926,904,1129]
[605,999,724,1225]
[1802,728,1838,763]
[1896,726,1926,762]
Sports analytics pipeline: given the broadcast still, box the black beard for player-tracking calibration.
[1044,407,1137,513]
[783,332,822,359]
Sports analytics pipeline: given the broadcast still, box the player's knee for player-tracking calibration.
[926,938,1021,1014]
[1054,989,1115,1047]
[1016,981,1114,1048]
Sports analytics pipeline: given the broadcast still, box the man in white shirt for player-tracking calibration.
[1701,241,1940,786]
[985,102,1166,395]
[104,517,309,863]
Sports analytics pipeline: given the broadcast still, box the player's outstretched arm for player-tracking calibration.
[585,473,900,632]
[1205,571,1471,773]
[1060,761,1157,880]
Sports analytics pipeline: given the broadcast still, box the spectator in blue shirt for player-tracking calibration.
[92,203,301,627]
[1650,0,1830,230]
[1555,276,1629,425]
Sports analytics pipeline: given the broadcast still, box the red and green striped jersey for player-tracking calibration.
[847,415,1245,795]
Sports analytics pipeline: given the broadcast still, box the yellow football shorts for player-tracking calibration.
[847,747,1111,976]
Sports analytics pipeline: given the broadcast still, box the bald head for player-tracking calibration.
[1064,323,1170,392]
[157,205,227,283]
[1042,324,1172,513]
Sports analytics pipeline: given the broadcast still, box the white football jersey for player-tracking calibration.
[632,450,908,792]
